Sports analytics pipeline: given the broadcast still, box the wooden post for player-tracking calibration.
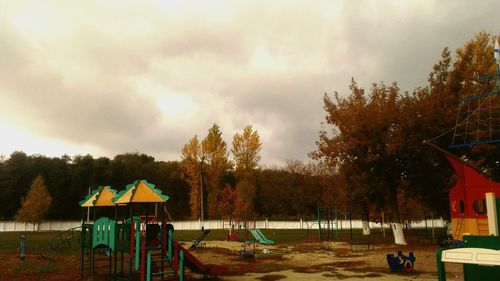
[140,241,146,281]
[486,192,499,236]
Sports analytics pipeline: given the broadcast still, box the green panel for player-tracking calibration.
[462,235,500,250]
[436,249,446,281]
[81,223,93,249]
[463,264,500,281]
[462,235,500,280]
[92,217,116,251]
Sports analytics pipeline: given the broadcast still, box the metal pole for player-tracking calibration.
[200,156,205,228]
[87,186,91,222]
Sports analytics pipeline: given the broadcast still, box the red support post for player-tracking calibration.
[140,241,146,281]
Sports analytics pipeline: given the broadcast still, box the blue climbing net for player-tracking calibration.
[449,42,500,148]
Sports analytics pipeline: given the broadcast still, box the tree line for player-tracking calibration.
[0,150,344,221]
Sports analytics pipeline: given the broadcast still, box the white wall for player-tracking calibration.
[0,218,446,232]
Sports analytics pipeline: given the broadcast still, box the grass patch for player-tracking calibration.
[0,227,447,256]
[0,232,61,254]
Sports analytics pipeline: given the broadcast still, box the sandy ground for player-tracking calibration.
[188,241,464,281]
[0,240,464,280]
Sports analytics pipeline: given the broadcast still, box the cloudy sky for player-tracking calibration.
[0,0,498,165]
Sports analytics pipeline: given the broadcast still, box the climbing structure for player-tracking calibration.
[446,155,500,239]
[425,40,500,240]
[450,40,500,148]
[73,179,227,281]
[433,40,500,281]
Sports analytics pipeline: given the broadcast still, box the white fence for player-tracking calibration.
[0,218,446,232]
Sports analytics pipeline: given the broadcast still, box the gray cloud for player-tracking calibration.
[0,1,499,165]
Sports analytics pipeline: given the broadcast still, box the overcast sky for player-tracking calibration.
[0,0,499,165]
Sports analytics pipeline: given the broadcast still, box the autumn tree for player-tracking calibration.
[218,184,240,219]
[202,124,230,218]
[312,80,409,244]
[181,135,202,219]
[232,125,262,210]
[232,125,262,178]
[15,175,52,231]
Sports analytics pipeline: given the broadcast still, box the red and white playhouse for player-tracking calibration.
[447,155,500,239]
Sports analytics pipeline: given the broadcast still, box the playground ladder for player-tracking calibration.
[453,216,464,240]
[145,248,176,281]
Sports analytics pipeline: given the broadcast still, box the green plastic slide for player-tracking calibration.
[249,228,274,245]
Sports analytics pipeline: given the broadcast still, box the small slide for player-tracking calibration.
[190,229,211,249]
[174,241,227,276]
[249,228,275,245]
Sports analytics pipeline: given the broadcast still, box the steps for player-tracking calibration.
[146,248,176,281]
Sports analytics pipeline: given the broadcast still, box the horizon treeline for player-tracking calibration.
[0,151,349,221]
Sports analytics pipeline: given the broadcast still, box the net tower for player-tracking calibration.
[449,40,500,148]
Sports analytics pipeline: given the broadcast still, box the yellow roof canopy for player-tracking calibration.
[112,180,169,204]
[79,186,118,207]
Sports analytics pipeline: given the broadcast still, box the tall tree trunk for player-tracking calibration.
[361,202,371,236]
[388,184,407,245]
[207,189,219,218]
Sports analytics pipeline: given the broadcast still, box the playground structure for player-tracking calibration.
[240,240,282,260]
[221,208,279,259]
[436,189,500,281]
[190,229,210,249]
[445,156,500,240]
[317,206,339,241]
[222,208,254,242]
[304,206,349,249]
[387,251,416,273]
[434,42,500,281]
[44,179,228,281]
[221,209,274,245]
[437,41,500,240]
[249,228,274,245]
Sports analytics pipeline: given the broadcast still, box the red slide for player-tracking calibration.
[174,241,228,277]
